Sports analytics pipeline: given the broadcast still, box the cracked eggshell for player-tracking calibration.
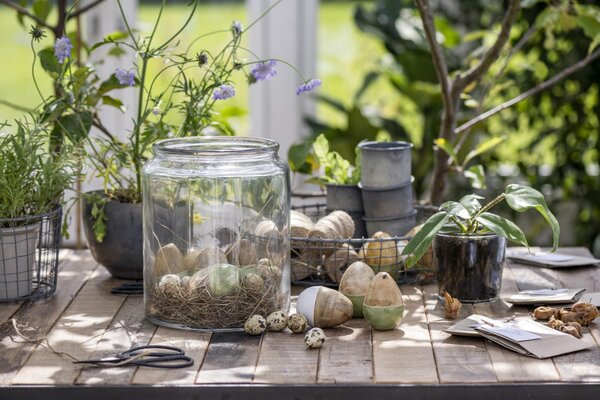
[339,261,375,317]
[296,286,353,328]
[363,272,404,330]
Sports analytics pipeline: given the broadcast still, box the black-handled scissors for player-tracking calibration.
[74,345,194,369]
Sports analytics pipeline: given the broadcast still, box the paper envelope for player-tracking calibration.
[445,314,594,359]
[505,288,586,305]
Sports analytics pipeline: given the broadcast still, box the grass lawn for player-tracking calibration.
[0,1,390,135]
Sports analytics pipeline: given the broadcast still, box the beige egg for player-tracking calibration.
[363,272,405,331]
[153,243,184,276]
[226,239,258,266]
[296,286,353,328]
[362,232,399,267]
[339,261,375,317]
[185,246,227,271]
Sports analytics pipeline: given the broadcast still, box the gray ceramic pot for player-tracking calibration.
[363,210,417,237]
[360,179,414,219]
[325,184,363,212]
[433,233,506,303]
[0,223,39,300]
[359,141,413,189]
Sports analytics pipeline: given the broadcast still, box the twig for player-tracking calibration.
[67,0,106,20]
[0,0,52,29]
[0,99,33,113]
[455,47,600,135]
[454,0,521,92]
[415,0,453,112]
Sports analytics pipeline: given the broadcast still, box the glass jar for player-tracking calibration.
[142,137,290,331]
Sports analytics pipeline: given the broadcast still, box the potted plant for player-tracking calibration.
[76,0,320,279]
[0,118,75,300]
[307,134,365,238]
[402,184,560,302]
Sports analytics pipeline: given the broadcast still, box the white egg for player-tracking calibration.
[296,286,319,326]
[158,274,180,290]
[304,327,326,349]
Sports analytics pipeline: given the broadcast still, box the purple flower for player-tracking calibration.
[251,60,277,81]
[115,68,135,86]
[213,84,236,100]
[296,78,322,95]
[152,106,161,116]
[54,36,72,64]
[232,21,243,35]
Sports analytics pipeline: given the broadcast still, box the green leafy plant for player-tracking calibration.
[401,184,560,267]
[0,117,77,226]
[305,134,361,185]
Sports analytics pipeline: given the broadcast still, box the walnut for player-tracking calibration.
[533,306,557,320]
[443,292,462,320]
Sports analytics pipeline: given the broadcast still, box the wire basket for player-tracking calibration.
[290,203,437,287]
[0,206,62,302]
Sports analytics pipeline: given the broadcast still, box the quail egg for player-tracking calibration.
[287,313,308,334]
[266,311,288,331]
[244,314,266,335]
[242,273,264,291]
[158,274,180,290]
[304,328,326,349]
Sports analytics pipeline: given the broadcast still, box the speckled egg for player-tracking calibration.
[266,311,288,331]
[244,315,266,335]
[304,328,326,349]
[242,273,264,291]
[287,313,308,334]
[158,274,180,290]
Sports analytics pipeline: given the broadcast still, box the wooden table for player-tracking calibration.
[1,248,599,399]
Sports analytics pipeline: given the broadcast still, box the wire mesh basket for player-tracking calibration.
[0,206,62,302]
[290,203,437,287]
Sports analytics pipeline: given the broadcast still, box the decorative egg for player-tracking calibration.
[256,258,282,283]
[244,314,266,335]
[339,261,375,317]
[242,272,264,291]
[158,274,180,290]
[266,311,288,331]
[154,244,184,276]
[287,313,308,333]
[304,328,326,349]
[361,232,400,278]
[296,286,353,328]
[363,272,405,330]
[208,264,240,296]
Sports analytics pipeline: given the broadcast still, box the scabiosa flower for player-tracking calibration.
[196,51,209,67]
[232,21,243,36]
[115,68,135,86]
[296,78,322,95]
[251,60,277,81]
[213,84,236,100]
[29,25,46,42]
[152,106,161,116]
[54,36,73,64]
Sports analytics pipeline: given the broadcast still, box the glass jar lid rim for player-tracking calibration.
[153,136,279,157]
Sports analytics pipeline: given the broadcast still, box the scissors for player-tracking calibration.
[74,345,194,369]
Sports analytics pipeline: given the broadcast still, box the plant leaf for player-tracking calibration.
[434,138,458,162]
[505,184,560,250]
[32,0,51,22]
[464,164,487,189]
[288,141,315,174]
[402,212,451,268]
[462,136,505,167]
[439,201,470,219]
[459,194,484,216]
[476,212,529,248]
[38,47,61,75]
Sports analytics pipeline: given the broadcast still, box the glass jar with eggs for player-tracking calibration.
[142,137,290,331]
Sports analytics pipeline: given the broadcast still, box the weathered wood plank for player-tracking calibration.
[253,330,318,384]
[0,303,22,324]
[196,332,261,384]
[371,285,437,384]
[10,267,126,385]
[0,251,98,385]
[131,327,211,385]
[318,318,373,384]
[422,283,497,383]
[75,295,156,385]
[474,262,560,382]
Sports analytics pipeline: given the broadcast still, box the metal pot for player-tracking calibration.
[359,141,413,189]
[0,223,40,300]
[363,210,417,237]
[360,179,414,219]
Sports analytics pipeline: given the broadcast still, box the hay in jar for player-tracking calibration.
[147,258,286,330]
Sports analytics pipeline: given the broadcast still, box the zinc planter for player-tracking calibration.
[359,141,413,189]
[360,179,414,219]
[0,223,40,300]
[433,233,506,303]
[363,210,417,237]
[326,184,366,238]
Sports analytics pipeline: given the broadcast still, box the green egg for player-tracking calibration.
[363,304,405,331]
[208,263,240,296]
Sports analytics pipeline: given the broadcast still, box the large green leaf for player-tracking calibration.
[402,212,451,268]
[32,0,51,22]
[439,201,470,219]
[288,141,314,173]
[51,112,93,143]
[462,136,505,167]
[476,212,529,248]
[459,194,484,216]
[38,47,61,75]
[505,184,560,250]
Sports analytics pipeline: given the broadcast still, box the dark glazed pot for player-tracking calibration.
[433,233,506,303]
[83,192,143,280]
